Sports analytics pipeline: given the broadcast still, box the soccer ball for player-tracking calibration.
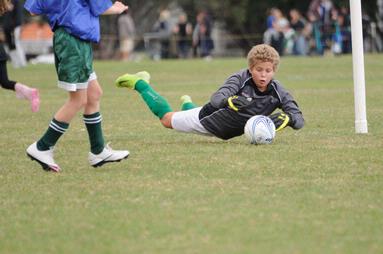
[244,115,276,145]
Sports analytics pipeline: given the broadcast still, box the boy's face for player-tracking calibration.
[249,61,274,92]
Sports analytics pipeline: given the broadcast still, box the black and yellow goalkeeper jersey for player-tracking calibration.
[199,69,304,140]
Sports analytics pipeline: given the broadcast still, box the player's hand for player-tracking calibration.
[269,112,290,131]
[114,1,128,14]
[227,96,252,111]
[104,1,128,15]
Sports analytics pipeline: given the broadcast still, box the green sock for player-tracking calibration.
[83,112,105,154]
[135,80,172,118]
[37,118,69,151]
[181,102,197,111]
[180,95,197,111]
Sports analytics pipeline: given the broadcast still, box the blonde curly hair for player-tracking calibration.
[247,44,280,71]
[0,0,10,15]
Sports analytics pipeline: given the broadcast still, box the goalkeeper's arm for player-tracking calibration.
[269,112,291,131]
[226,95,253,111]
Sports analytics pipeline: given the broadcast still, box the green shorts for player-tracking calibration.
[53,27,96,91]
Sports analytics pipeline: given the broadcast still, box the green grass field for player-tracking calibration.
[1,55,382,254]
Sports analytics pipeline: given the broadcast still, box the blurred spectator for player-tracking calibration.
[339,6,351,28]
[337,11,351,54]
[192,10,214,59]
[266,8,277,29]
[118,9,135,61]
[263,8,289,55]
[306,12,324,55]
[330,8,342,55]
[152,9,172,59]
[263,8,279,48]
[308,0,335,53]
[336,6,351,54]
[283,24,295,55]
[2,0,26,68]
[362,9,373,52]
[173,13,192,58]
[308,0,333,24]
[289,9,308,55]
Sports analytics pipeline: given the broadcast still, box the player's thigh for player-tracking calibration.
[171,107,213,136]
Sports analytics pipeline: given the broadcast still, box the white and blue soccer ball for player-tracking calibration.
[244,115,276,145]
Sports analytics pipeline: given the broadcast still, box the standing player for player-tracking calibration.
[116,44,304,140]
[25,0,129,172]
[0,0,40,112]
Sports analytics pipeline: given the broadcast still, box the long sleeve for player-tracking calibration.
[210,73,242,108]
[279,90,304,129]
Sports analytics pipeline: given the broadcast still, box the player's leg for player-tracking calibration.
[85,78,129,167]
[0,60,16,91]
[170,107,214,136]
[0,60,39,112]
[83,78,104,154]
[27,27,89,172]
[180,95,197,111]
[159,112,175,128]
[116,71,173,119]
[27,89,87,172]
[42,91,87,146]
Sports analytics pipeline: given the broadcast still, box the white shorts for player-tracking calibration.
[171,107,214,136]
[58,72,97,91]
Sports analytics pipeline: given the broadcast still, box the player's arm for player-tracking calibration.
[282,103,304,130]
[275,93,304,131]
[269,109,304,132]
[268,82,304,131]
[269,111,291,131]
[226,95,254,111]
[210,74,241,108]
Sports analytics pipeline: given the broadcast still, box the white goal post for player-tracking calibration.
[350,0,368,133]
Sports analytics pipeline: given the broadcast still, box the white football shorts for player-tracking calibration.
[58,72,97,91]
[171,107,214,136]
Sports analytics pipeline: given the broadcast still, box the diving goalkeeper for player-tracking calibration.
[116,44,304,140]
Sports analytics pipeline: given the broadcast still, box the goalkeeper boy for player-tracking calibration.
[116,44,304,140]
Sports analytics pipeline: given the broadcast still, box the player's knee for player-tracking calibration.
[88,89,103,105]
[160,112,173,129]
[160,118,172,129]
[88,80,103,100]
[94,86,103,100]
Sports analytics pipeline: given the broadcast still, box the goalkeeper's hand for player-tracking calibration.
[226,95,252,111]
[269,112,290,131]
